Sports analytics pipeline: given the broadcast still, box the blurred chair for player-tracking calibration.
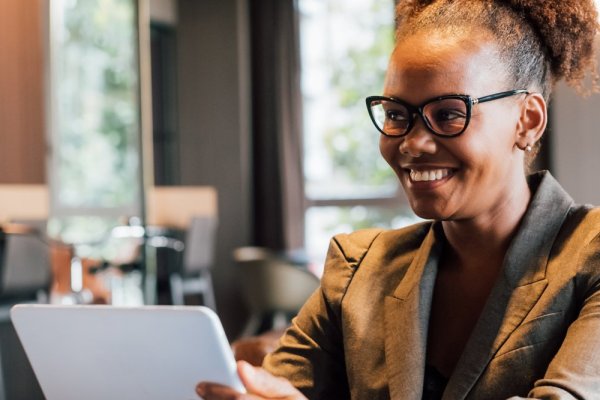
[234,247,320,337]
[0,222,47,400]
[0,221,51,303]
[150,216,217,309]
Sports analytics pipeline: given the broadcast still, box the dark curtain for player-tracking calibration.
[249,0,305,251]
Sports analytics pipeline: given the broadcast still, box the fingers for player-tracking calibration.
[237,361,305,399]
[196,362,305,400]
[196,381,258,400]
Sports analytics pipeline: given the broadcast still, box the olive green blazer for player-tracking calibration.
[263,172,600,399]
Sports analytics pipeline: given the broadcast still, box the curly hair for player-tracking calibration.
[395,0,600,99]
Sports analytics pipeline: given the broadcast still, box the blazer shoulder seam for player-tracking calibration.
[331,229,384,301]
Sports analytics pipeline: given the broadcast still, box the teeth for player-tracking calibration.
[409,168,451,182]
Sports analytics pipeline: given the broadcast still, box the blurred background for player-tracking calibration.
[0,0,599,398]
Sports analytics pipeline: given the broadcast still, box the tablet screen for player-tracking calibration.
[11,305,244,400]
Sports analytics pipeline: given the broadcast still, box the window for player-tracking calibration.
[299,0,420,272]
[48,0,143,247]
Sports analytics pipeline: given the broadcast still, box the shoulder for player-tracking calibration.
[321,222,432,304]
[326,222,432,272]
[553,205,600,289]
[560,205,600,249]
[572,206,600,260]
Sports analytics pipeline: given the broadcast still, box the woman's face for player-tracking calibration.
[379,31,527,221]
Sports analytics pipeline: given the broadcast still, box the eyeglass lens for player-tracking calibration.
[370,98,469,136]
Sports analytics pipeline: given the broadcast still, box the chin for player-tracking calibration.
[408,199,452,221]
[412,209,446,221]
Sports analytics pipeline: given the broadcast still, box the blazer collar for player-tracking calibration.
[384,223,444,399]
[500,171,574,287]
[446,171,574,399]
[384,171,574,399]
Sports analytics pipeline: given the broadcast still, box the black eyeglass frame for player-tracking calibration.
[365,89,529,138]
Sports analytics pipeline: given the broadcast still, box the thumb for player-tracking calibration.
[237,361,302,398]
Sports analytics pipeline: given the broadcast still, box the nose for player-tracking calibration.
[398,118,437,157]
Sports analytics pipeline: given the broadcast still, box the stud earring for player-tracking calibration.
[518,144,533,152]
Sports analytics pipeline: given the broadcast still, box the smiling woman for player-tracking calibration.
[198,1,600,399]
[377,29,543,222]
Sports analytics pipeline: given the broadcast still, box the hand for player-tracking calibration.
[231,328,286,366]
[196,360,307,399]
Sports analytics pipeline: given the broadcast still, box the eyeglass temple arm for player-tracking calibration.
[473,89,529,105]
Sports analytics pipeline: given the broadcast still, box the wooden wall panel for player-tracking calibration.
[0,0,45,184]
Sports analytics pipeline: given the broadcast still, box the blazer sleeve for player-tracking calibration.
[262,229,382,400]
[509,230,600,400]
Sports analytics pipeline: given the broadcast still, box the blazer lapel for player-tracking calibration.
[384,224,444,399]
[443,172,575,399]
[442,272,548,399]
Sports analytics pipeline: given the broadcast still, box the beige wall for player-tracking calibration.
[551,42,600,205]
[0,184,48,222]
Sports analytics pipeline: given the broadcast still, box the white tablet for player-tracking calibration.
[10,304,244,400]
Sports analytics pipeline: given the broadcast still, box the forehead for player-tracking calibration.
[384,31,507,101]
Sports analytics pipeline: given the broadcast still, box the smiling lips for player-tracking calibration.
[409,168,453,182]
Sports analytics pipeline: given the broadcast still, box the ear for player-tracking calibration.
[515,93,547,149]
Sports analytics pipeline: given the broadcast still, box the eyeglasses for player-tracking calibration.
[365,89,529,138]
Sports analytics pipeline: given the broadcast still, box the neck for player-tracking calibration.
[441,173,531,271]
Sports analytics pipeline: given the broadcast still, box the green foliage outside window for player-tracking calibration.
[52,0,140,210]
[322,0,396,189]
[49,0,142,251]
[301,0,421,264]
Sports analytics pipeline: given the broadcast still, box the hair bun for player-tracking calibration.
[501,0,599,86]
[395,0,435,24]
[395,0,600,93]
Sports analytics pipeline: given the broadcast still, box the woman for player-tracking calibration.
[198,0,600,398]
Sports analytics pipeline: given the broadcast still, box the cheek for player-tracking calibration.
[379,136,398,168]
[379,137,409,183]
[478,107,520,147]
[456,116,517,171]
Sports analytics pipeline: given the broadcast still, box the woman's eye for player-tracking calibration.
[434,109,466,122]
[386,110,408,122]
